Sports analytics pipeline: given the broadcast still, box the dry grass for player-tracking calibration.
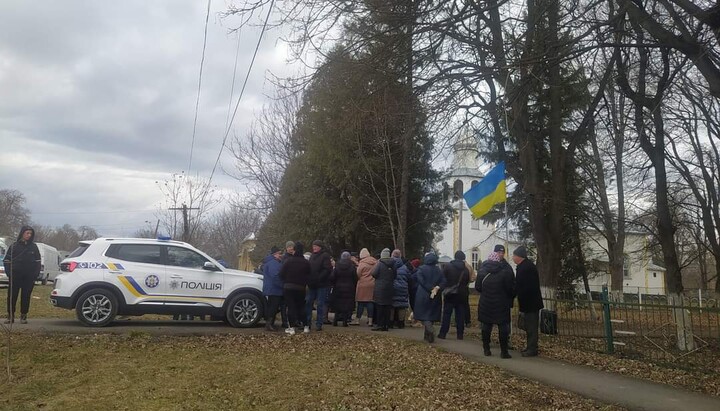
[0,284,74,319]
[0,332,623,411]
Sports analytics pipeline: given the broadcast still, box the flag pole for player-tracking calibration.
[504,176,509,253]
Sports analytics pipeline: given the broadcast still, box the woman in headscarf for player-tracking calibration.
[330,251,356,326]
[475,251,515,358]
[413,253,446,342]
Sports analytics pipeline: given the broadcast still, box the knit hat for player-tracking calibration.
[410,258,421,269]
[270,246,281,254]
[341,251,351,260]
[454,250,466,261]
[359,248,370,259]
[380,248,391,259]
[494,244,505,253]
[312,239,323,247]
[487,252,502,262]
[294,241,305,256]
[285,241,295,249]
[513,246,528,259]
[391,249,402,258]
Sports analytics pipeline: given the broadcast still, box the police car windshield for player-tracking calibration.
[67,244,90,258]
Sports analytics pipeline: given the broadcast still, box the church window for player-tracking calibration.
[471,248,479,271]
[453,180,464,200]
[471,217,480,230]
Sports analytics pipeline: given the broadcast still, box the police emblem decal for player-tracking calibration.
[145,275,160,288]
[169,280,179,289]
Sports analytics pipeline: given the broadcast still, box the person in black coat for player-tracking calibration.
[414,253,446,342]
[513,246,544,356]
[306,240,333,331]
[279,242,311,335]
[438,250,470,340]
[3,226,42,324]
[476,251,515,358]
[371,248,397,331]
[330,251,356,326]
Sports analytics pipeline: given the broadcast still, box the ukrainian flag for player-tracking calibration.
[463,161,506,218]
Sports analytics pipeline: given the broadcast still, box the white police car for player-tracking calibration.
[51,238,265,327]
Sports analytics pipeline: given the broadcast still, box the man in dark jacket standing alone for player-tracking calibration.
[513,246,544,357]
[306,240,332,331]
[3,226,41,324]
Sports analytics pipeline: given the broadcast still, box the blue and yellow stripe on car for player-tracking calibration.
[118,275,225,303]
[118,275,147,297]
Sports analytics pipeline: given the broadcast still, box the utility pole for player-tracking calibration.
[169,203,199,242]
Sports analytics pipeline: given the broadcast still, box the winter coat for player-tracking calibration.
[413,254,446,322]
[279,253,311,291]
[441,259,470,303]
[393,261,411,308]
[476,259,515,324]
[330,259,357,313]
[308,249,333,289]
[356,256,377,302]
[261,254,284,296]
[515,258,545,313]
[2,226,41,278]
[372,258,397,306]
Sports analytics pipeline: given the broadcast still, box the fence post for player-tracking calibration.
[602,285,614,354]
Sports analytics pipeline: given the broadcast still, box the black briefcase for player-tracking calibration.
[540,309,558,335]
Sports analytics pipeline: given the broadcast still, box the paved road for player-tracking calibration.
[8,318,720,411]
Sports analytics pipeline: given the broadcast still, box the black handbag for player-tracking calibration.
[517,312,526,331]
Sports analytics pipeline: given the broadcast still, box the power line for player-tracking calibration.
[32,210,156,215]
[187,0,213,174]
[207,0,275,188]
[225,27,243,131]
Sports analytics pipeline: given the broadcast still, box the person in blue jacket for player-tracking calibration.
[262,246,285,331]
[413,253,446,343]
[392,251,411,328]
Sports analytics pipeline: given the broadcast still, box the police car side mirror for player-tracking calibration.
[203,262,220,271]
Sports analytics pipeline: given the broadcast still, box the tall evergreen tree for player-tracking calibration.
[253,44,448,259]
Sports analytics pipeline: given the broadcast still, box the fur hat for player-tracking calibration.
[487,252,502,262]
[454,250,466,261]
[380,248,391,259]
[285,241,295,249]
[513,246,528,259]
[494,244,505,253]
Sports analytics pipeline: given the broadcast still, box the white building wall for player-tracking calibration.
[582,231,666,295]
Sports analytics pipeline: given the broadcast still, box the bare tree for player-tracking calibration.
[154,172,221,244]
[226,87,301,214]
[666,73,720,292]
[0,189,30,238]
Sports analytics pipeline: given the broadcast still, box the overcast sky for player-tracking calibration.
[0,1,297,237]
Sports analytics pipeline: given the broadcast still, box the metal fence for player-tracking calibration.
[534,286,720,371]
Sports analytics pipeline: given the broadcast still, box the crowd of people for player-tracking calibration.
[261,240,544,358]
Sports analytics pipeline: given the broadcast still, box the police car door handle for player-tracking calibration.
[170,275,183,279]
[108,270,121,274]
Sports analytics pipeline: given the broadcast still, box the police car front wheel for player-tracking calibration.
[76,288,118,327]
[226,293,261,328]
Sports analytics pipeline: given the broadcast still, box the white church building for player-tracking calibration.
[434,131,667,295]
[433,132,521,271]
